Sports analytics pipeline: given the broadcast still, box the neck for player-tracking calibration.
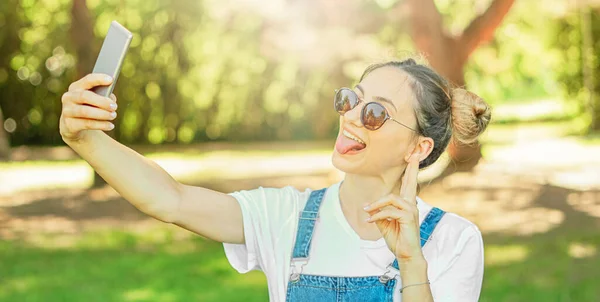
[339,170,404,211]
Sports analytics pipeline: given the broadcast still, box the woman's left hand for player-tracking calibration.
[364,152,423,263]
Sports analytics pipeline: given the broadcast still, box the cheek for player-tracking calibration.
[367,128,412,166]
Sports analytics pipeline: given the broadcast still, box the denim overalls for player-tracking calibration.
[285,188,446,302]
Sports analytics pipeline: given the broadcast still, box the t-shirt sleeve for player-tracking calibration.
[430,225,484,302]
[222,186,301,274]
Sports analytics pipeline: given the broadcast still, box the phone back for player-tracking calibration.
[92,21,133,97]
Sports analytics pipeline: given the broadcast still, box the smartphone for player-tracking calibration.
[91,21,133,98]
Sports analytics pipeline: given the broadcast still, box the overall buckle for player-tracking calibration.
[289,258,309,283]
[379,263,399,284]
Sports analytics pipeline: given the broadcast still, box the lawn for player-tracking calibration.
[1,225,598,302]
[0,228,269,302]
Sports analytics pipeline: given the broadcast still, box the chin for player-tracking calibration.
[331,147,367,174]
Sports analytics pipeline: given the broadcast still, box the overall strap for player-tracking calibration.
[391,207,446,270]
[291,188,327,259]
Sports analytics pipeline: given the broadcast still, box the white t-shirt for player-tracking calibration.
[223,181,484,301]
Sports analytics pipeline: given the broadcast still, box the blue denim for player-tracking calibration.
[286,188,446,301]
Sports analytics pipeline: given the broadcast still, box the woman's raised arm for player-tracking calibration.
[60,74,245,244]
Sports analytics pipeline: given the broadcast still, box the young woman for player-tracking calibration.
[60,58,490,301]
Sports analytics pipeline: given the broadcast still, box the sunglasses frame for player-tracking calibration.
[334,88,417,132]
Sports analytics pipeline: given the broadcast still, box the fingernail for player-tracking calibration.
[108,123,115,130]
[110,112,117,119]
[363,205,370,211]
[110,103,118,110]
[387,218,392,221]
[105,75,113,82]
[365,217,371,222]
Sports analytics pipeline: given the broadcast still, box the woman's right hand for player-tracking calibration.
[58,74,245,244]
[59,73,119,143]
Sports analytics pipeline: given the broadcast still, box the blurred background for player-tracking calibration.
[1,0,599,301]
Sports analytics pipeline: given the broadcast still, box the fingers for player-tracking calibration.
[68,73,113,92]
[364,195,416,213]
[63,103,117,121]
[400,152,420,201]
[364,195,394,212]
[62,90,117,111]
[365,202,418,223]
[64,118,115,132]
[366,208,403,222]
[60,75,118,141]
[364,194,419,224]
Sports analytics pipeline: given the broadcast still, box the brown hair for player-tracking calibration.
[359,58,492,169]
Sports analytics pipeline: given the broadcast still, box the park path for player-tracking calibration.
[1,137,599,248]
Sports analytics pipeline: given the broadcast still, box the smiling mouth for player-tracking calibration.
[343,129,366,146]
[333,129,367,155]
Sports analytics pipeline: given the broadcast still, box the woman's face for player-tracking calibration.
[332,66,420,176]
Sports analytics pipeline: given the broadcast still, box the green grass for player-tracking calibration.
[1,228,598,302]
[0,229,268,302]
[482,230,600,302]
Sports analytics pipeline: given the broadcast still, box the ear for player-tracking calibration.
[404,137,434,163]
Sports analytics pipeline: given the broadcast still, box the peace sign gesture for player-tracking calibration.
[363,152,423,263]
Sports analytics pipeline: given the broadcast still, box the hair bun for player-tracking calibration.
[450,88,491,145]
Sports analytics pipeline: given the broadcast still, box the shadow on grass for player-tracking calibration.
[458,184,599,302]
[4,193,145,222]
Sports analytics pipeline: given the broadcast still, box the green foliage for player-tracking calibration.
[0,0,595,145]
[555,7,600,131]
[437,0,563,104]
[0,0,350,145]
[0,0,74,145]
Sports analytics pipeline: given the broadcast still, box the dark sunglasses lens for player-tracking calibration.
[334,89,358,114]
[362,103,388,130]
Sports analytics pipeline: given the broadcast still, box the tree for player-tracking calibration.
[580,6,598,131]
[557,4,600,132]
[70,0,95,82]
[69,0,106,187]
[0,0,23,160]
[0,107,9,159]
[407,0,515,170]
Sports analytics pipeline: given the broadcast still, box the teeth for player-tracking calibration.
[343,130,366,145]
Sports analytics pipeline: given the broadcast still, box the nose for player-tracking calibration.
[343,100,364,128]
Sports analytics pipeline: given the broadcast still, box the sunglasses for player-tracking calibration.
[333,88,417,131]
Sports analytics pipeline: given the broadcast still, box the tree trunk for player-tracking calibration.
[0,0,19,160]
[437,63,484,171]
[70,0,95,79]
[70,0,106,187]
[580,6,599,131]
[407,0,515,172]
[0,107,10,160]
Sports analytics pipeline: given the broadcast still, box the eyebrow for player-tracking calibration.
[355,84,397,112]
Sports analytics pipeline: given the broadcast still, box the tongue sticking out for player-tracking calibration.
[335,134,366,154]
